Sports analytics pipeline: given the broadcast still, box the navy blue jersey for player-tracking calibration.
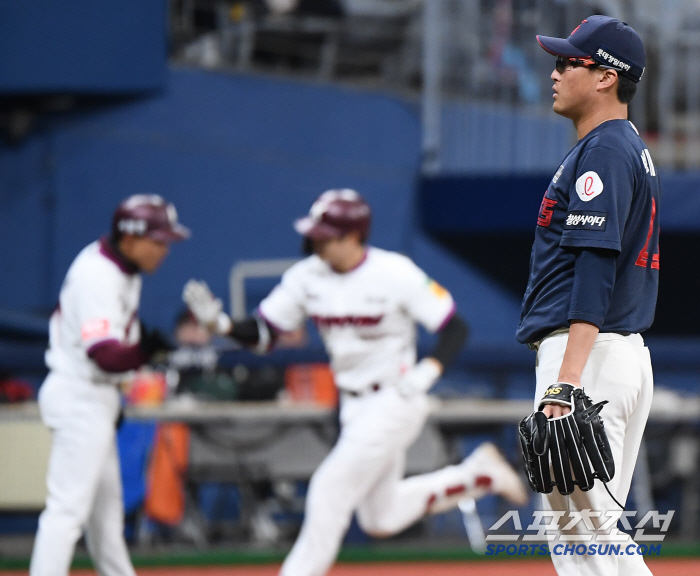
[517,120,660,344]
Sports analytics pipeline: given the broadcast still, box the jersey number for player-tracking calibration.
[635,198,659,270]
[538,196,558,227]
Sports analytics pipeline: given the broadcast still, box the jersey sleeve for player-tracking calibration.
[72,271,133,352]
[257,267,307,333]
[560,145,635,253]
[399,258,455,333]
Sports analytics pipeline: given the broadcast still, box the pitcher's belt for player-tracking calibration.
[527,327,632,352]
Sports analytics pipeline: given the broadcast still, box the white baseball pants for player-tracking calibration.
[535,332,654,576]
[30,373,136,576]
[280,385,489,576]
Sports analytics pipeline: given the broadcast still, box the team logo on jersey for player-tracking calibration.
[564,211,607,230]
[81,318,110,341]
[312,315,383,328]
[427,279,449,299]
[575,171,604,202]
[537,194,558,228]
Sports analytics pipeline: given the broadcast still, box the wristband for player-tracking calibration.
[538,382,575,411]
[215,312,233,335]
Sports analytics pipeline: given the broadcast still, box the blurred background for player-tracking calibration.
[1,0,700,572]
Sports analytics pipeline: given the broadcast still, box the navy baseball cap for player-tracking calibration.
[537,15,645,82]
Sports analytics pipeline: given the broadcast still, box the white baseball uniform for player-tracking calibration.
[259,247,495,576]
[517,117,660,575]
[534,332,654,576]
[31,239,141,576]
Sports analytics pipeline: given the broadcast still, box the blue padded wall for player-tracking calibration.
[439,101,572,174]
[0,68,423,333]
[0,0,167,93]
[420,174,551,233]
[6,70,700,349]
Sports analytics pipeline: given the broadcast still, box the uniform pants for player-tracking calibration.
[280,386,487,576]
[535,332,654,576]
[30,373,136,576]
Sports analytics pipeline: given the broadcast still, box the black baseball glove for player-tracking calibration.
[518,383,615,496]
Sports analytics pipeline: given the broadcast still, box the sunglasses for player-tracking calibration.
[555,56,601,74]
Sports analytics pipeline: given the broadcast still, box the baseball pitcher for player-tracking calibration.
[517,16,659,576]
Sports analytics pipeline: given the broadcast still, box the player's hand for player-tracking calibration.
[540,382,580,417]
[398,358,443,398]
[542,403,570,418]
[182,279,232,334]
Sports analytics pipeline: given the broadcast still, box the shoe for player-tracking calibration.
[468,442,529,506]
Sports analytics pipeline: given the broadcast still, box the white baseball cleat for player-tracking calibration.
[468,442,529,506]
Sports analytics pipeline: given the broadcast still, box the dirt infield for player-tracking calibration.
[3,558,700,576]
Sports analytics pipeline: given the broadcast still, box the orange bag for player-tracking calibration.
[144,423,190,525]
[285,363,338,407]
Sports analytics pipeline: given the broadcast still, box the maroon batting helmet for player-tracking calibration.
[112,194,191,242]
[294,189,371,240]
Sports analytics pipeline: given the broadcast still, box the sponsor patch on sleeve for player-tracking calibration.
[427,279,450,299]
[575,170,604,201]
[564,211,608,231]
[81,318,111,341]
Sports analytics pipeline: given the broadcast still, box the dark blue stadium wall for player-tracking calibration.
[0,68,419,330]
[0,67,526,348]
[0,0,167,93]
[6,68,700,350]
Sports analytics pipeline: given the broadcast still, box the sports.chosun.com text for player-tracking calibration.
[486,543,662,557]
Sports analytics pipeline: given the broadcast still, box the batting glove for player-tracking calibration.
[398,358,442,398]
[182,279,232,335]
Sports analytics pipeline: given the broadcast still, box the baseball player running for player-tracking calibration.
[30,195,190,576]
[184,189,527,576]
[517,16,659,576]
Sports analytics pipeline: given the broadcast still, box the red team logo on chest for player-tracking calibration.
[538,194,558,227]
[311,315,383,328]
